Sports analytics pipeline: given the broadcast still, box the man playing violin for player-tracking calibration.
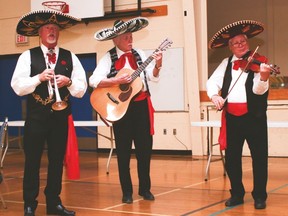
[206,20,271,210]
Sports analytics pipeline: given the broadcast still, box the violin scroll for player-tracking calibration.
[268,64,280,75]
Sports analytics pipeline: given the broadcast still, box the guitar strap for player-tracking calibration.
[107,47,118,78]
[131,49,151,96]
[108,47,151,95]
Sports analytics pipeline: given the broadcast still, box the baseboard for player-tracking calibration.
[83,148,192,156]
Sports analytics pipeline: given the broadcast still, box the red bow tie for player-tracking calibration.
[115,52,137,70]
[233,59,245,70]
[47,49,56,64]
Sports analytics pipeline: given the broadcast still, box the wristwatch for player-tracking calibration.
[67,79,72,87]
[155,65,162,70]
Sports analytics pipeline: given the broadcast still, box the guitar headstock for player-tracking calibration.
[155,38,173,53]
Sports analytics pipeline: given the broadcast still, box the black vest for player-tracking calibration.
[27,47,73,119]
[221,56,268,117]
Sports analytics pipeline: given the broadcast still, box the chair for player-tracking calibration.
[204,106,226,181]
[0,117,8,208]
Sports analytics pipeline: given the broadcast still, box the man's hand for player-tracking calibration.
[54,74,71,88]
[259,63,271,81]
[116,73,132,84]
[211,94,225,110]
[39,69,54,82]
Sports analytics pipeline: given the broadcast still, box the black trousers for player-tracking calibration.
[23,111,68,209]
[225,112,268,200]
[113,99,153,196]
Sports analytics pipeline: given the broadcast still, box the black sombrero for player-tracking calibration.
[208,20,264,49]
[94,17,149,41]
[16,10,81,36]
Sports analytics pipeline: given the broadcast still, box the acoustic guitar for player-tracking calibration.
[90,38,173,122]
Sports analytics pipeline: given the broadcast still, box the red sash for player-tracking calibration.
[218,103,248,150]
[134,91,155,135]
[64,114,80,180]
[226,102,248,116]
[218,108,227,150]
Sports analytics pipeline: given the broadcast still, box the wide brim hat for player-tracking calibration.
[208,20,264,49]
[16,10,81,36]
[94,17,149,41]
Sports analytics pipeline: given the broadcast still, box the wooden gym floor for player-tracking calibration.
[0,150,288,215]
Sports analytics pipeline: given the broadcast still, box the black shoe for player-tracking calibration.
[24,207,35,216]
[122,194,133,204]
[139,191,155,201]
[47,204,75,215]
[254,199,266,209]
[225,196,244,207]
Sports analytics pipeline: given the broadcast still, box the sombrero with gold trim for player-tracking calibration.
[16,10,81,36]
[208,20,264,49]
[94,17,149,41]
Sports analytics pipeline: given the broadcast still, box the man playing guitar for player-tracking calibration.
[89,17,163,204]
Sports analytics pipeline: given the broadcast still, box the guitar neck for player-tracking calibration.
[131,55,154,81]
[129,38,172,81]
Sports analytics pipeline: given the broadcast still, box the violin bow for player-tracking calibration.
[222,46,259,104]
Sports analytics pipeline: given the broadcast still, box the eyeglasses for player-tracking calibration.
[230,40,247,47]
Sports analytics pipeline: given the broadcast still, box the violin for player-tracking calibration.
[234,52,280,75]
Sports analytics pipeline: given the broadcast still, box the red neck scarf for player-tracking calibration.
[115,52,138,70]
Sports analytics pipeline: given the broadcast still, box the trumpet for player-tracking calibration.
[47,65,68,111]
[51,74,68,111]
[46,49,67,111]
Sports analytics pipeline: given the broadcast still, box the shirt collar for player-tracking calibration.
[231,55,242,63]
[115,46,132,57]
[41,44,59,54]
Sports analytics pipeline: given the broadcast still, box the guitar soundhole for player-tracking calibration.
[118,84,132,102]
[119,84,130,92]
[119,87,132,102]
